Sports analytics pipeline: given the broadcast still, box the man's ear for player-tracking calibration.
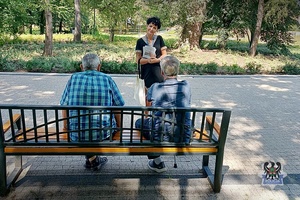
[97,64,101,71]
[80,64,84,71]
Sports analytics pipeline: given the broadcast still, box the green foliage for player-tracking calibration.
[281,63,300,75]
[225,64,245,75]
[200,40,218,50]
[203,62,219,74]
[25,57,80,73]
[164,38,179,49]
[180,63,204,75]
[0,34,300,75]
[0,53,26,72]
[244,62,262,74]
[101,60,136,74]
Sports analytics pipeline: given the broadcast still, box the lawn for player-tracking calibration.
[0,32,299,75]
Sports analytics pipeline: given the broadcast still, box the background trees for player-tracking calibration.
[0,0,299,56]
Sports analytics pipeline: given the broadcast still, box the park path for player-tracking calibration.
[1,73,299,199]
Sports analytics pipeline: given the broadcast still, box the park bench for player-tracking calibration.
[0,104,231,195]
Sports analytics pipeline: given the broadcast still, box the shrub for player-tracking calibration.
[180,63,204,75]
[25,57,53,72]
[164,38,179,49]
[0,53,26,71]
[203,62,219,74]
[281,63,300,75]
[245,62,262,74]
[101,60,136,74]
[225,64,245,75]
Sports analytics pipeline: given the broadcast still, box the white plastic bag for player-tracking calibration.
[134,75,146,106]
[142,46,156,58]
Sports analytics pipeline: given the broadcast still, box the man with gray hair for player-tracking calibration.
[60,53,125,170]
[135,55,192,173]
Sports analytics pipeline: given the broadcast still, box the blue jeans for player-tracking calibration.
[135,118,159,159]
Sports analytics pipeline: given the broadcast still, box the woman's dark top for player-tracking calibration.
[135,35,167,88]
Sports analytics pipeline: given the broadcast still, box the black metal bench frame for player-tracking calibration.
[0,105,231,195]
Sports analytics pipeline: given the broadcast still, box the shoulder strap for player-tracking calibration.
[138,58,142,79]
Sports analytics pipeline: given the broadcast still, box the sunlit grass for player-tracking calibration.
[0,32,299,74]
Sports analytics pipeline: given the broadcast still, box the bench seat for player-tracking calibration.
[0,105,231,195]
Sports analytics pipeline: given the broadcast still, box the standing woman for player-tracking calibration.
[135,17,167,107]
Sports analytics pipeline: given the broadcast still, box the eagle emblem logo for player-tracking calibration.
[260,161,286,187]
[263,161,281,180]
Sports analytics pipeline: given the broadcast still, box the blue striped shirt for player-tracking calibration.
[60,70,125,141]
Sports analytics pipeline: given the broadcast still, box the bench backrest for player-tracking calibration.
[0,105,231,147]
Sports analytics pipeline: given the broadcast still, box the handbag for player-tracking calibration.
[134,58,146,106]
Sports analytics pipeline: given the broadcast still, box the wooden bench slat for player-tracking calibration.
[5,146,218,154]
[192,130,209,140]
[17,127,211,143]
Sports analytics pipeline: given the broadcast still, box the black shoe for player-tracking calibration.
[84,156,108,170]
[148,160,167,173]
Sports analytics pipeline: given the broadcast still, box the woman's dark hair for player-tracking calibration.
[147,17,161,29]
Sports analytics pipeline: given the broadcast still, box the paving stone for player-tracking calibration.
[1,74,300,199]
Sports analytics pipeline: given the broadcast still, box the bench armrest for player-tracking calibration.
[205,116,221,135]
[2,114,21,134]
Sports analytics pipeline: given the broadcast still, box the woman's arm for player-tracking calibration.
[136,52,160,65]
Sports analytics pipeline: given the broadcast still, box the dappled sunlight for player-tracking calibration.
[32,77,43,80]
[197,99,236,109]
[10,85,29,90]
[159,179,180,197]
[292,138,300,144]
[225,138,265,173]
[2,98,14,102]
[231,138,263,151]
[230,117,262,136]
[34,91,55,97]
[219,99,237,109]
[292,132,300,144]
[124,80,134,87]
[235,84,243,88]
[256,84,289,92]
[112,179,140,194]
[252,76,292,84]
[198,100,215,108]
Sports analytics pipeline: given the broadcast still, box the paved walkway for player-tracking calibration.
[1,73,300,200]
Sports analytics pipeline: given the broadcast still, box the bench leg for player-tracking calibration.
[202,155,209,177]
[202,155,216,192]
[202,154,223,193]
[213,153,224,193]
[0,155,23,196]
[0,151,8,196]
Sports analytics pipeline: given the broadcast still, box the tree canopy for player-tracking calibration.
[0,0,299,56]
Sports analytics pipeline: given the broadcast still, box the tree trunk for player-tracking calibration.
[109,28,114,42]
[29,24,33,34]
[73,0,81,42]
[249,0,264,57]
[93,8,96,34]
[199,23,204,46]
[43,0,53,56]
[179,1,207,50]
[189,22,202,50]
[59,20,63,33]
[40,10,45,34]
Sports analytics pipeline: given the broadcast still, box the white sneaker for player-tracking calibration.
[148,160,167,173]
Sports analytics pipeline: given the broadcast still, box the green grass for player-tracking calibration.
[0,33,299,75]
